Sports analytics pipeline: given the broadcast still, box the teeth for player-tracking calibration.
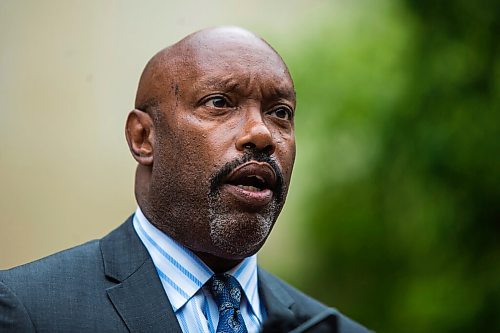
[248,175,265,182]
[237,185,261,192]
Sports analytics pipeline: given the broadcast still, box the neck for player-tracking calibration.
[194,251,243,274]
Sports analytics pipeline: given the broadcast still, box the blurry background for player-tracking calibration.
[1,1,499,332]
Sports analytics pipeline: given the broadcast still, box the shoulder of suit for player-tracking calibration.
[0,239,101,285]
[258,268,374,333]
[0,217,136,285]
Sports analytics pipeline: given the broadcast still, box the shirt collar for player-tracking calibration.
[132,207,261,317]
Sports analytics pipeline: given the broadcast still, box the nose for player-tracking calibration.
[235,109,275,155]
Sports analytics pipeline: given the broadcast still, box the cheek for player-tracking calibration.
[176,125,228,181]
[154,127,205,184]
[202,123,238,165]
[276,134,296,180]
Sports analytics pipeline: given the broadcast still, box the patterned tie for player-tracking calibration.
[209,273,248,333]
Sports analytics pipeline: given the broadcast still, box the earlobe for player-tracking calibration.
[125,109,154,166]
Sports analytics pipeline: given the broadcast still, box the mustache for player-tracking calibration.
[209,150,284,200]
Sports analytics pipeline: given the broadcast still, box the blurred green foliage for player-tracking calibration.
[284,0,499,332]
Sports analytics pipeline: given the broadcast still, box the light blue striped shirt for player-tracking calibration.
[133,208,265,333]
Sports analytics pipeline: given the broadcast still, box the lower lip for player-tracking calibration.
[222,184,273,208]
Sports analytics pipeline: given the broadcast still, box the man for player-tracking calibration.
[0,27,371,332]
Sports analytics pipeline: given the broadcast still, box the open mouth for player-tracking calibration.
[227,174,268,192]
[225,162,276,192]
[221,161,277,207]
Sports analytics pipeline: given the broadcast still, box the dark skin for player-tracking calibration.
[125,27,296,273]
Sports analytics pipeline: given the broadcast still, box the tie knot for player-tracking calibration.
[210,273,243,311]
[209,274,248,333]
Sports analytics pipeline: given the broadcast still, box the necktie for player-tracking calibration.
[209,273,248,333]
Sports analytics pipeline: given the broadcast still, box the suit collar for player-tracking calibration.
[100,217,182,333]
[258,268,297,325]
[100,216,149,282]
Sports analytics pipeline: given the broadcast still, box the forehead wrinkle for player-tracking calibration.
[196,75,242,93]
[194,73,259,100]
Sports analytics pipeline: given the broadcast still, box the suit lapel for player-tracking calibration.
[100,217,182,333]
[106,259,181,333]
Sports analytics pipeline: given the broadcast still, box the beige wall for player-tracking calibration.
[0,0,336,270]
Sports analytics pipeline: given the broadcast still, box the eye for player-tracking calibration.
[204,95,231,108]
[269,106,293,120]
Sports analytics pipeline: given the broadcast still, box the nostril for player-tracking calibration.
[243,143,255,150]
[262,145,274,155]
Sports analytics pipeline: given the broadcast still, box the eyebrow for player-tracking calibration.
[196,76,296,100]
[269,85,296,100]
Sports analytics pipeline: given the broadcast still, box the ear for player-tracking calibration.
[125,109,154,166]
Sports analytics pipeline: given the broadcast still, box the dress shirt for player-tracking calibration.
[132,208,265,333]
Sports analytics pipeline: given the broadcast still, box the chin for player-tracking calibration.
[208,210,276,259]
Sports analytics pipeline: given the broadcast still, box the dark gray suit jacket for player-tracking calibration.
[0,217,371,333]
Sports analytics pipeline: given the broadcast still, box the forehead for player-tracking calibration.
[175,36,295,99]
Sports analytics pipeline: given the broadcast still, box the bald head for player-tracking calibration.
[135,26,292,114]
